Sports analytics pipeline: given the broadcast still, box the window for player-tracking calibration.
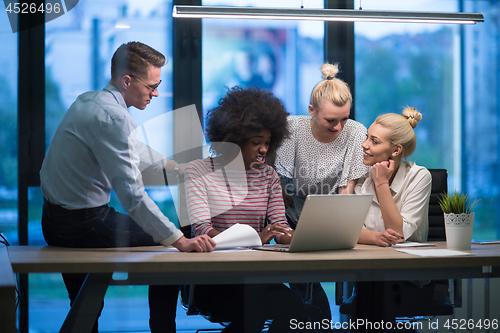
[202,0,325,117]
[29,0,179,331]
[0,9,18,245]
[14,0,500,331]
[200,0,341,325]
[462,0,500,239]
[355,0,459,184]
[355,0,500,239]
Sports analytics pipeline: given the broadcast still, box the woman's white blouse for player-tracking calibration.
[354,161,432,242]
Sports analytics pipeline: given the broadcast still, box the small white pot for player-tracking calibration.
[444,213,474,250]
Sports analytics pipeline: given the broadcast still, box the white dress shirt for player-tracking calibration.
[40,83,183,245]
[354,161,431,242]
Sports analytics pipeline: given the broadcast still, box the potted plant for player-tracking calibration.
[438,191,478,250]
[438,191,477,214]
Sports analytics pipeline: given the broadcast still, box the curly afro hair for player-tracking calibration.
[205,86,290,155]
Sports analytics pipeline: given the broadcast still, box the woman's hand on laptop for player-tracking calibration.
[260,224,293,244]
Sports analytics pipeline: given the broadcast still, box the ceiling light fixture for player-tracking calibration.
[172,6,484,25]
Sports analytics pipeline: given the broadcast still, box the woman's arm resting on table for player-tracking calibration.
[358,228,404,247]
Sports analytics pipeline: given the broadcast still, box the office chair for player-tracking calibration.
[427,169,448,240]
[336,169,458,323]
[179,225,273,333]
[179,285,234,333]
[178,225,235,333]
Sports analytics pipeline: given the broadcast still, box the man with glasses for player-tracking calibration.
[40,41,215,333]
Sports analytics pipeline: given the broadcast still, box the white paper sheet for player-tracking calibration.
[212,247,255,252]
[158,245,254,253]
[396,248,474,257]
[391,242,436,248]
[212,223,263,249]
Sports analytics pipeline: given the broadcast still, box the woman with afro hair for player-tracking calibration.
[183,86,309,333]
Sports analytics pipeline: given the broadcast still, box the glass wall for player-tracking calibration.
[44,0,176,228]
[22,0,179,248]
[0,7,18,246]
[355,0,459,184]
[202,0,325,118]
[200,0,340,323]
[29,1,179,332]
[11,0,500,331]
[355,0,500,240]
[462,0,500,239]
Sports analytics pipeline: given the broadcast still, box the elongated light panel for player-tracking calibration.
[172,6,484,24]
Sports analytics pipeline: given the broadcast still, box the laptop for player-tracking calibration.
[254,194,373,252]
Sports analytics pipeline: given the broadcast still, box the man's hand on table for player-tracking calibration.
[172,235,216,252]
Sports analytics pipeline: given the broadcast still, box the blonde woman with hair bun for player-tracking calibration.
[351,107,434,331]
[273,63,368,332]
[275,63,368,225]
[355,107,431,246]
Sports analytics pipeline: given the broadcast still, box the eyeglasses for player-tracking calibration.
[129,74,162,92]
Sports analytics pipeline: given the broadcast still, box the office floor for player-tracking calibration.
[28,283,341,332]
[29,297,226,332]
[26,278,500,332]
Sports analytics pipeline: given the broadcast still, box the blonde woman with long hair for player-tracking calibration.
[355,107,431,246]
[351,107,434,331]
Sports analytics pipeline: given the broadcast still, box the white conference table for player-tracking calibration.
[7,242,500,333]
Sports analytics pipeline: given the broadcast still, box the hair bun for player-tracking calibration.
[402,107,422,128]
[320,63,339,80]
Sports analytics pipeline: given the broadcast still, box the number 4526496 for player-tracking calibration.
[5,2,61,14]
[444,319,498,330]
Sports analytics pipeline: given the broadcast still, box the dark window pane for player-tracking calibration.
[35,1,176,331]
[355,0,500,240]
[0,15,18,245]
[202,0,325,118]
[463,1,500,239]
